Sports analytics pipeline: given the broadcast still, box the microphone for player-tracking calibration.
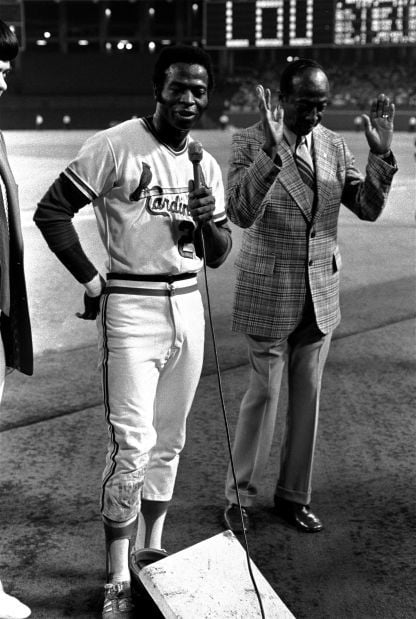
[188,141,203,190]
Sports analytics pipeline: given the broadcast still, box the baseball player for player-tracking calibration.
[34,45,231,618]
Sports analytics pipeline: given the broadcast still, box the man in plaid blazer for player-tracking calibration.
[223,59,397,533]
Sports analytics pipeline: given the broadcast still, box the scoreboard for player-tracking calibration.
[203,0,416,48]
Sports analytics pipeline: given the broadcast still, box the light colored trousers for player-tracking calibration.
[97,276,205,523]
[225,317,332,507]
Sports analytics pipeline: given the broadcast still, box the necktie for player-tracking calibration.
[295,135,315,191]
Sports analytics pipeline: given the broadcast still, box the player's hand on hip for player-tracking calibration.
[188,181,215,225]
[76,274,105,320]
[256,84,284,157]
[361,93,395,155]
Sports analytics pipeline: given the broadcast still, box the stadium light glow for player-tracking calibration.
[148,41,156,52]
[117,40,133,50]
[44,32,51,39]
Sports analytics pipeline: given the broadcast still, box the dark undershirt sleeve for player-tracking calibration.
[34,173,99,283]
[194,219,232,268]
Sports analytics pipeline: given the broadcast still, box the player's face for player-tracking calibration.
[281,68,330,136]
[158,63,209,131]
[0,60,11,97]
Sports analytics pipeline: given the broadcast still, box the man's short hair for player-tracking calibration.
[152,45,214,96]
[280,58,325,96]
[0,19,19,61]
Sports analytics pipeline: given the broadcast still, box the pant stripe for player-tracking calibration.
[100,292,119,512]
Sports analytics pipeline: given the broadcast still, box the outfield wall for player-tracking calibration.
[227,110,416,133]
[1,96,414,132]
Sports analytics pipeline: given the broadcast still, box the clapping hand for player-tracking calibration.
[256,84,284,157]
[361,93,395,155]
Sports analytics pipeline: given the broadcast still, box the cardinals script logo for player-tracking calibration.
[130,162,190,218]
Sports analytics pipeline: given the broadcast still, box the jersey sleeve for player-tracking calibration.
[33,130,116,285]
[63,131,117,201]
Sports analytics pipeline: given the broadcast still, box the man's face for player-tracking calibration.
[157,62,209,131]
[0,60,11,97]
[280,68,330,136]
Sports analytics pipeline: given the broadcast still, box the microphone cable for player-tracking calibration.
[199,229,266,619]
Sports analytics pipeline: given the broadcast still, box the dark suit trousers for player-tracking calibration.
[225,308,332,507]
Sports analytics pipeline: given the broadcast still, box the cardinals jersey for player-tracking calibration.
[63,117,227,275]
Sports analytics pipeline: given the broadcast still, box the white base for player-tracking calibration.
[139,530,295,618]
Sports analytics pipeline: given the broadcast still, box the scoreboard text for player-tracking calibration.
[203,0,416,48]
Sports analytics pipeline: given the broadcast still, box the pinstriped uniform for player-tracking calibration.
[225,121,397,507]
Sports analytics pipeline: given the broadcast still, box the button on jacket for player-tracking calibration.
[227,121,397,339]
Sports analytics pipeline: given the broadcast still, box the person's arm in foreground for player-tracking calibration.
[34,171,105,320]
[188,179,232,267]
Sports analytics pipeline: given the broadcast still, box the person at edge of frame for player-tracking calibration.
[223,58,397,535]
[33,45,232,618]
[0,18,33,619]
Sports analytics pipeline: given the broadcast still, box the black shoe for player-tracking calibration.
[274,497,323,533]
[223,503,250,533]
[129,548,168,618]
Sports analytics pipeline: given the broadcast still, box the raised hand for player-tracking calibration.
[361,93,395,155]
[256,84,284,156]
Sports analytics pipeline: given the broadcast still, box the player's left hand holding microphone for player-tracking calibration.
[76,273,106,320]
[188,180,215,226]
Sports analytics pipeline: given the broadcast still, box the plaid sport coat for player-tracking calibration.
[227,122,397,338]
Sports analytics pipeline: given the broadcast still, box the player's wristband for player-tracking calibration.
[84,273,105,297]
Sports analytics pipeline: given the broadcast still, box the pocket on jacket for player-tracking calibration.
[235,251,275,276]
[332,247,342,273]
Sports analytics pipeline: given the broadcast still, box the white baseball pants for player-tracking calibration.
[97,275,205,523]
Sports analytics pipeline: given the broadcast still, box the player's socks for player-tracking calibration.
[137,499,170,549]
[103,515,137,583]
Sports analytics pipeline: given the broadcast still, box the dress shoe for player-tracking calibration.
[223,503,250,533]
[274,497,323,532]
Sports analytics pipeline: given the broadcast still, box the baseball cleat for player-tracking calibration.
[102,581,135,619]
